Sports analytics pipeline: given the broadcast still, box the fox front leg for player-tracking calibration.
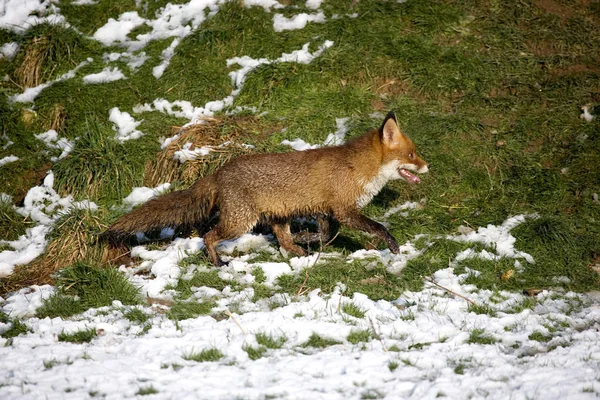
[334,210,400,253]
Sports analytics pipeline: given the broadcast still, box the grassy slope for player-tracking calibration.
[0,0,598,303]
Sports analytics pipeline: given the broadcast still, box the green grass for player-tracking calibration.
[347,329,372,345]
[123,308,150,324]
[529,332,552,343]
[301,333,341,349]
[255,332,287,349]
[182,348,224,362]
[342,302,367,319]
[0,197,33,242]
[51,118,158,203]
[44,358,73,369]
[36,262,142,318]
[0,317,30,339]
[136,386,159,396]
[172,269,227,300]
[58,328,97,343]
[244,344,267,360]
[467,329,497,345]
[166,301,215,321]
[276,258,407,301]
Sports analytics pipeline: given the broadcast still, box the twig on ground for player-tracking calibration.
[368,316,388,353]
[295,270,311,302]
[423,276,477,306]
[225,309,246,335]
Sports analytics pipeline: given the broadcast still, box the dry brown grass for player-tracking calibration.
[0,209,123,296]
[0,116,280,295]
[47,104,66,132]
[144,115,276,188]
[14,36,55,89]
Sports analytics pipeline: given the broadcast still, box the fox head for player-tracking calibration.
[379,111,429,184]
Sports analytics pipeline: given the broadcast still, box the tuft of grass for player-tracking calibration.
[36,261,142,318]
[251,267,267,284]
[166,301,214,321]
[342,302,367,319]
[13,23,95,88]
[44,358,73,369]
[468,303,496,316]
[53,118,158,204]
[388,361,399,372]
[467,328,497,345]
[172,269,227,300]
[251,283,274,303]
[123,308,149,324]
[528,332,552,343]
[58,328,97,343]
[136,386,159,396]
[243,345,267,361]
[301,333,341,349]
[0,318,30,339]
[182,348,224,363]
[347,329,372,345]
[0,198,33,242]
[143,117,267,188]
[388,345,401,352]
[255,332,286,349]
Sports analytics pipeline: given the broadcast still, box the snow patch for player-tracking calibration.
[122,183,171,208]
[152,38,180,78]
[83,66,126,84]
[34,129,76,161]
[109,107,144,142]
[0,42,18,60]
[0,0,66,33]
[0,155,19,167]
[282,116,349,150]
[273,11,326,32]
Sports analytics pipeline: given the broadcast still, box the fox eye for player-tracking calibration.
[409,152,415,160]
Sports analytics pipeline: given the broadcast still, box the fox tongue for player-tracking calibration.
[400,169,421,184]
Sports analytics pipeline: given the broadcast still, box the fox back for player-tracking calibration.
[211,111,428,219]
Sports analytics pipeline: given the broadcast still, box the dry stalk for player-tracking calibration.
[225,309,246,335]
[15,36,49,88]
[423,276,477,306]
[294,270,311,302]
[368,316,388,353]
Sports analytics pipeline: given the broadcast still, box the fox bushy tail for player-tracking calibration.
[102,175,217,242]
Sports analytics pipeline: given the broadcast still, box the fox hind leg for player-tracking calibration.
[272,221,308,257]
[204,213,259,266]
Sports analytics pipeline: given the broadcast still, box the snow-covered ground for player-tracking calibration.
[1,266,600,399]
[1,1,600,399]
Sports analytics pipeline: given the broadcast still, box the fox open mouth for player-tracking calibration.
[399,168,421,184]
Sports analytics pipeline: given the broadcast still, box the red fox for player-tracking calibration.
[103,111,429,266]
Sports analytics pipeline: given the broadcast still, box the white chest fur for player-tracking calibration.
[356,161,401,208]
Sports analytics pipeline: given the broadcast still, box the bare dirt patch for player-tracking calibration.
[533,0,574,21]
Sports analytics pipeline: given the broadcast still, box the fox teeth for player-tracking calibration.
[400,168,421,183]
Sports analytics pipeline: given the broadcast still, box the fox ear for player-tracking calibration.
[379,111,404,149]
